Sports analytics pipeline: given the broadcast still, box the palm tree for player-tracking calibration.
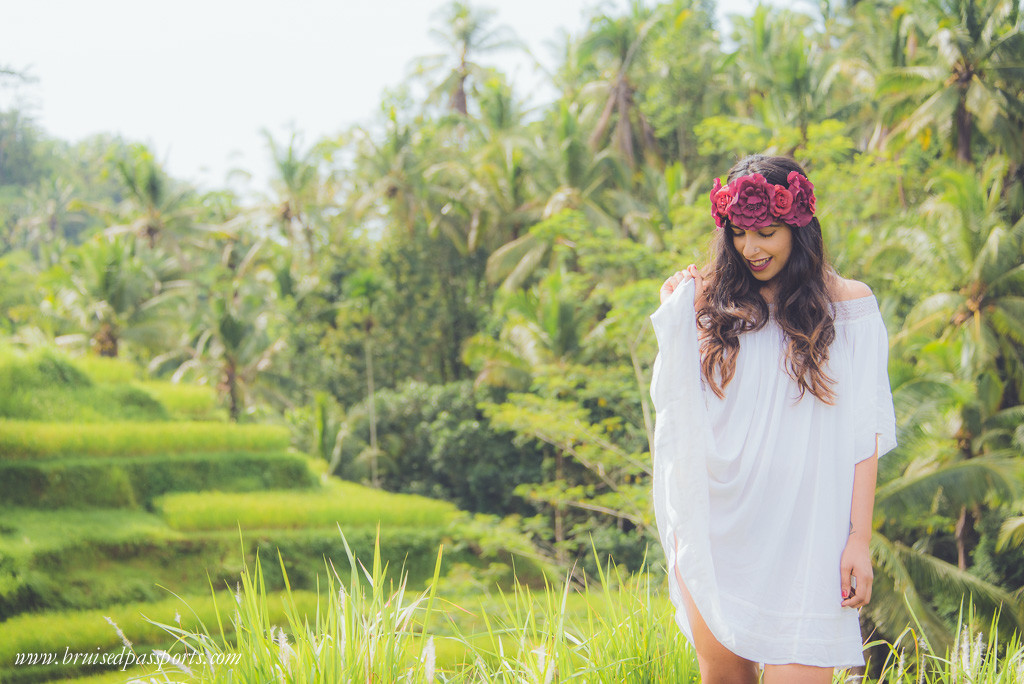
[106,145,198,256]
[485,101,627,292]
[727,5,835,142]
[349,104,426,234]
[12,178,80,266]
[880,0,1024,163]
[346,268,384,487]
[433,74,540,252]
[264,130,336,265]
[169,238,290,421]
[579,0,661,167]
[51,235,188,358]
[416,1,519,116]
[867,339,1024,648]
[899,158,1024,401]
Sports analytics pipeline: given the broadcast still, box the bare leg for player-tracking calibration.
[674,565,759,684]
[763,664,834,684]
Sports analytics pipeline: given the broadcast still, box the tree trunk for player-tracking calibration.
[554,449,567,564]
[225,360,240,422]
[955,505,971,570]
[955,96,972,164]
[364,328,379,488]
[94,323,119,358]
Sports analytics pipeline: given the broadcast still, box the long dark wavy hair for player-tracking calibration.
[698,154,837,404]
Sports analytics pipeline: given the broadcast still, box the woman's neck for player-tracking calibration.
[759,281,779,304]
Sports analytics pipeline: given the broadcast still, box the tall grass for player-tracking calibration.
[132,531,444,682]
[0,590,317,664]
[0,421,289,459]
[129,533,697,683]
[128,533,1024,683]
[865,611,1024,682]
[155,480,457,531]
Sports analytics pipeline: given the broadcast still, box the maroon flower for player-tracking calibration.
[770,185,793,217]
[710,178,734,228]
[728,174,775,229]
[779,171,816,227]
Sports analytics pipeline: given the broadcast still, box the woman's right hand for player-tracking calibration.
[659,264,703,305]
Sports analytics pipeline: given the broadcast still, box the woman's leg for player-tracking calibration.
[763,664,834,684]
[675,566,759,684]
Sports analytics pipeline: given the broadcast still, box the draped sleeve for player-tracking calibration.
[648,280,737,650]
[843,303,898,463]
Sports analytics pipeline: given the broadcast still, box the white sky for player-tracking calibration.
[1,0,758,195]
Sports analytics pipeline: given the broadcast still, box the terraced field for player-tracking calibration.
[0,349,497,683]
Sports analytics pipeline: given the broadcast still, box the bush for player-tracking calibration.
[0,421,290,459]
[340,381,544,515]
[0,452,318,508]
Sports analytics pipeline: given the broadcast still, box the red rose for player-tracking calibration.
[710,178,734,229]
[729,174,775,229]
[771,185,793,217]
[779,171,815,227]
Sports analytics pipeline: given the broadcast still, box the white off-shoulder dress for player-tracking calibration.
[650,280,897,668]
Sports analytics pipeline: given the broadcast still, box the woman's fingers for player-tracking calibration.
[840,568,873,608]
[660,266,706,305]
[659,270,688,303]
[688,264,704,303]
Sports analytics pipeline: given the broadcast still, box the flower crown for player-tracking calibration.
[709,171,816,230]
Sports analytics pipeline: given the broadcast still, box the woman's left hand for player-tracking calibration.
[839,536,873,608]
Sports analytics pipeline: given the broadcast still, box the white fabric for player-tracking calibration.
[650,280,897,668]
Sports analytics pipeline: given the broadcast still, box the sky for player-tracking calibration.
[1,0,758,195]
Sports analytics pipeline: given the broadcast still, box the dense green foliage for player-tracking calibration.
[3,0,1024,675]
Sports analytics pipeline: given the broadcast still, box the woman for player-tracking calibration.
[651,154,896,683]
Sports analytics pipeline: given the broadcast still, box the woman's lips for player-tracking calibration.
[748,256,772,272]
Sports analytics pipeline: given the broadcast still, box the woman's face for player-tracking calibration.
[730,222,793,283]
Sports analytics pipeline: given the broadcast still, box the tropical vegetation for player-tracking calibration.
[2,0,1024,679]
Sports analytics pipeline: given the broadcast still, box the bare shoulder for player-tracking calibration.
[831,277,873,302]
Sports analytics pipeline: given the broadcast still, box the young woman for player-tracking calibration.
[651,155,897,683]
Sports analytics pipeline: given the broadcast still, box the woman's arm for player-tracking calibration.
[840,442,879,608]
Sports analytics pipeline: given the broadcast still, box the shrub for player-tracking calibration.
[338,381,544,515]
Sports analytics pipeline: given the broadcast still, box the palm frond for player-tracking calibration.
[876,457,1022,516]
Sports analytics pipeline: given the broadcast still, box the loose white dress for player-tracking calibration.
[650,280,897,668]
